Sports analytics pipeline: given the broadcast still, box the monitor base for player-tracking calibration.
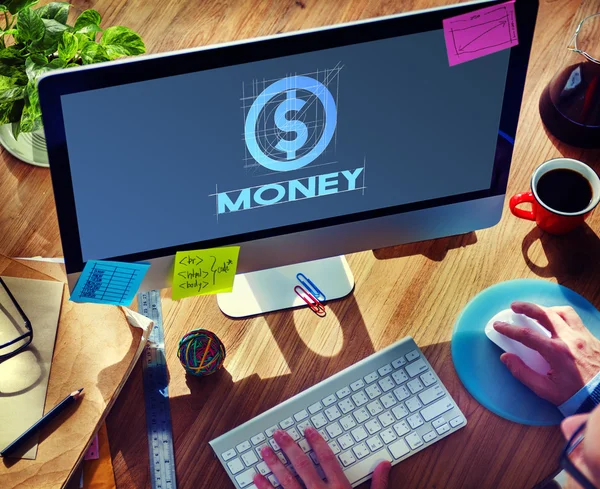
[217,256,354,318]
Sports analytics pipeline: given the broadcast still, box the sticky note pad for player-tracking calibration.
[84,434,99,460]
[70,260,150,306]
[443,0,518,67]
[172,247,240,300]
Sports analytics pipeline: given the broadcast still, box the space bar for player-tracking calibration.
[343,450,393,485]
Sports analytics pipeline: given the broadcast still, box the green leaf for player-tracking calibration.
[73,9,101,31]
[16,7,45,43]
[0,102,14,124]
[0,46,26,65]
[12,120,21,139]
[100,26,145,59]
[18,96,42,133]
[75,23,102,41]
[80,42,109,64]
[35,2,70,24]
[25,54,48,82]
[58,30,76,62]
[33,18,69,53]
[3,0,39,15]
[0,84,25,102]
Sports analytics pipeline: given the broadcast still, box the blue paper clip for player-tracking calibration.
[294,286,326,317]
[296,273,326,301]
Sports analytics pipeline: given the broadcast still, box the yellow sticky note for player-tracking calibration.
[172,247,240,300]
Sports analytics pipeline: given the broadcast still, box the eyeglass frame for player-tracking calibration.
[0,276,33,362]
[567,13,600,65]
[560,421,597,489]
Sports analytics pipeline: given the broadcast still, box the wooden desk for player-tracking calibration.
[1,0,599,488]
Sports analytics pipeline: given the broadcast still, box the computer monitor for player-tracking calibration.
[39,0,538,317]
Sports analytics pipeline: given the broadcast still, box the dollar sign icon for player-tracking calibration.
[244,75,337,172]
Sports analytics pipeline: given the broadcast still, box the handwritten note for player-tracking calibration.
[70,260,150,306]
[172,247,240,300]
[443,0,518,67]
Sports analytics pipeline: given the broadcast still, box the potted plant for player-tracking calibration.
[0,1,145,166]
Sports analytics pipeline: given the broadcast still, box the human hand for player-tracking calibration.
[253,427,391,489]
[493,302,600,405]
[561,404,600,489]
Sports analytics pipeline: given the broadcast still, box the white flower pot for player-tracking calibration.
[0,124,49,167]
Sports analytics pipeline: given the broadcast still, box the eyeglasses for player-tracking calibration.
[560,421,596,489]
[567,13,600,65]
[0,277,33,362]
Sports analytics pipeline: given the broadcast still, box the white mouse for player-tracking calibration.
[485,309,552,375]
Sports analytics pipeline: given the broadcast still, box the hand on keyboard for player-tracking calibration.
[253,427,391,489]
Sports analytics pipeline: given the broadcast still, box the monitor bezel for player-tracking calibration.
[39,0,539,273]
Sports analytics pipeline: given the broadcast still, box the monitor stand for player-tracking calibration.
[217,256,355,318]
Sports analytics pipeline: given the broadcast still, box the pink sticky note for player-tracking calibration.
[443,0,519,66]
[84,434,100,460]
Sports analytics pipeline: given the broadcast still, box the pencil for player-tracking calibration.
[0,388,84,458]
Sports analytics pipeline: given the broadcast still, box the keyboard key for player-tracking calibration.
[407,413,424,429]
[366,384,382,399]
[405,358,427,377]
[419,384,444,405]
[340,415,357,431]
[269,438,280,451]
[326,421,343,438]
[311,413,328,429]
[280,418,294,430]
[353,407,370,424]
[339,450,357,467]
[423,431,437,442]
[351,426,369,442]
[364,371,379,384]
[407,378,424,394]
[393,420,410,437]
[380,393,397,409]
[365,419,382,434]
[222,449,236,461]
[242,450,258,466]
[227,457,245,474]
[421,397,453,421]
[251,432,266,445]
[392,357,407,369]
[350,379,365,391]
[325,406,342,421]
[338,433,355,450]
[256,461,271,475]
[388,439,410,459]
[450,416,464,428]
[436,423,451,435]
[352,391,369,407]
[328,440,341,454]
[366,435,384,451]
[378,364,393,376]
[298,439,311,453]
[344,450,393,484]
[286,427,300,441]
[379,428,397,444]
[268,474,280,487]
[392,369,408,385]
[366,400,384,416]
[393,386,410,401]
[406,350,419,362]
[294,410,309,422]
[338,398,354,414]
[318,429,329,442]
[378,411,395,427]
[405,397,422,412]
[235,468,256,488]
[378,376,395,392]
[297,420,312,435]
[353,442,370,459]
[392,404,408,419]
[255,443,268,460]
[322,394,337,406]
[236,441,251,453]
[432,417,447,429]
[266,425,278,438]
[420,371,436,386]
[276,452,287,464]
[336,386,352,399]
[308,402,322,414]
[405,432,424,450]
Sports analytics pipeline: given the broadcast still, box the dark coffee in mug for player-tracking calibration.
[536,168,593,213]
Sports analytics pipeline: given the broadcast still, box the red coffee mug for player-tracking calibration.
[509,158,600,235]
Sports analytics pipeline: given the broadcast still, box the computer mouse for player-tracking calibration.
[484,309,552,375]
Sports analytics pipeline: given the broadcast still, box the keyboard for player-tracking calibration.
[210,337,466,488]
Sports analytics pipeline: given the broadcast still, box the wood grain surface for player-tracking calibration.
[1,0,599,488]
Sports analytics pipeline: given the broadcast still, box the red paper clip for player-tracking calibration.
[294,285,326,317]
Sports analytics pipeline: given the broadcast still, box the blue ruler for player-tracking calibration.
[138,290,177,489]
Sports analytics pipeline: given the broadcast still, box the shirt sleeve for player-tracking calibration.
[558,371,600,417]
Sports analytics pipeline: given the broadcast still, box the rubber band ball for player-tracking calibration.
[177,329,226,376]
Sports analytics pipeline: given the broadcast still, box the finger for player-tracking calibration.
[494,322,553,357]
[500,353,560,404]
[371,461,392,489]
[261,446,302,489]
[253,473,275,489]
[511,302,563,336]
[584,406,600,482]
[548,306,585,331]
[304,427,348,485]
[561,414,589,440]
[273,430,323,487]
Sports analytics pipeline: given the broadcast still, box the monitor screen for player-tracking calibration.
[60,28,511,263]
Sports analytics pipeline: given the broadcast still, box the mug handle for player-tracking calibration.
[509,192,536,221]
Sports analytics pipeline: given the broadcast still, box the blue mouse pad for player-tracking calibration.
[451,279,600,426]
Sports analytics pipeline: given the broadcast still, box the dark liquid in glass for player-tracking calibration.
[539,61,600,148]
[537,169,593,213]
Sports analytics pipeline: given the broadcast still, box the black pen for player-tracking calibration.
[1,388,84,458]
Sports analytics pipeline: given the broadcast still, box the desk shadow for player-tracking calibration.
[373,232,477,262]
[542,124,600,168]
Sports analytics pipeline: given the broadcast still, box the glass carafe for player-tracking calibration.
[539,13,600,148]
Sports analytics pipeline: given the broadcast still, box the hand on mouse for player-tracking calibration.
[253,427,391,489]
[493,301,600,405]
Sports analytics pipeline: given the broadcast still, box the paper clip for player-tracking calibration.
[296,273,326,301]
[294,286,326,317]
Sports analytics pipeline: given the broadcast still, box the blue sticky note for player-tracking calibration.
[70,260,150,306]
